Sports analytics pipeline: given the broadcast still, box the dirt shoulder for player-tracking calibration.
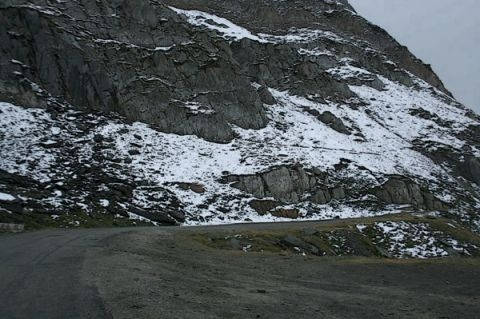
[84,218,480,319]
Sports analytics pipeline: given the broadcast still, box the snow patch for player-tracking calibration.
[169,6,267,43]
[99,199,110,207]
[0,192,15,201]
[373,221,476,258]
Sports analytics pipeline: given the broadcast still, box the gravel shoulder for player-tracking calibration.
[84,220,480,319]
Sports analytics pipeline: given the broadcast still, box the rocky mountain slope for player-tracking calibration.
[1,0,479,232]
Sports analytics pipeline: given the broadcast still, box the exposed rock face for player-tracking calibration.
[225,166,317,203]
[0,0,479,229]
[227,165,348,207]
[228,166,446,216]
[0,0,449,143]
[373,177,448,211]
[0,0,269,143]
[466,157,480,185]
[271,208,299,219]
[317,111,351,135]
[249,199,280,214]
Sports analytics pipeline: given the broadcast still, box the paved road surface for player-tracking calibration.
[0,228,138,319]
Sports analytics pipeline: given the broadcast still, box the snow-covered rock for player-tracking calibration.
[0,0,479,232]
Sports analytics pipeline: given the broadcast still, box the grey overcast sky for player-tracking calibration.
[348,0,480,113]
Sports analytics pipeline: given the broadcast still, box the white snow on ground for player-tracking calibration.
[94,39,142,50]
[168,6,345,45]
[179,101,215,115]
[154,45,175,51]
[356,224,367,232]
[372,221,476,258]
[327,63,373,79]
[259,86,448,182]
[168,6,268,43]
[298,48,334,56]
[89,74,464,223]
[375,222,448,258]
[0,63,474,224]
[126,211,158,226]
[0,192,15,201]
[0,102,57,183]
[259,29,345,44]
[168,4,383,64]
[99,199,110,207]
[93,39,176,52]
[446,239,472,255]
[350,77,475,151]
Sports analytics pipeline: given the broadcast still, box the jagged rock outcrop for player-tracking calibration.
[226,166,447,215]
[317,111,352,135]
[0,0,479,230]
[225,166,317,203]
[225,165,349,205]
[372,177,448,211]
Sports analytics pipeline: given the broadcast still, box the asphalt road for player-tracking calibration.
[1,224,480,319]
[0,228,138,319]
